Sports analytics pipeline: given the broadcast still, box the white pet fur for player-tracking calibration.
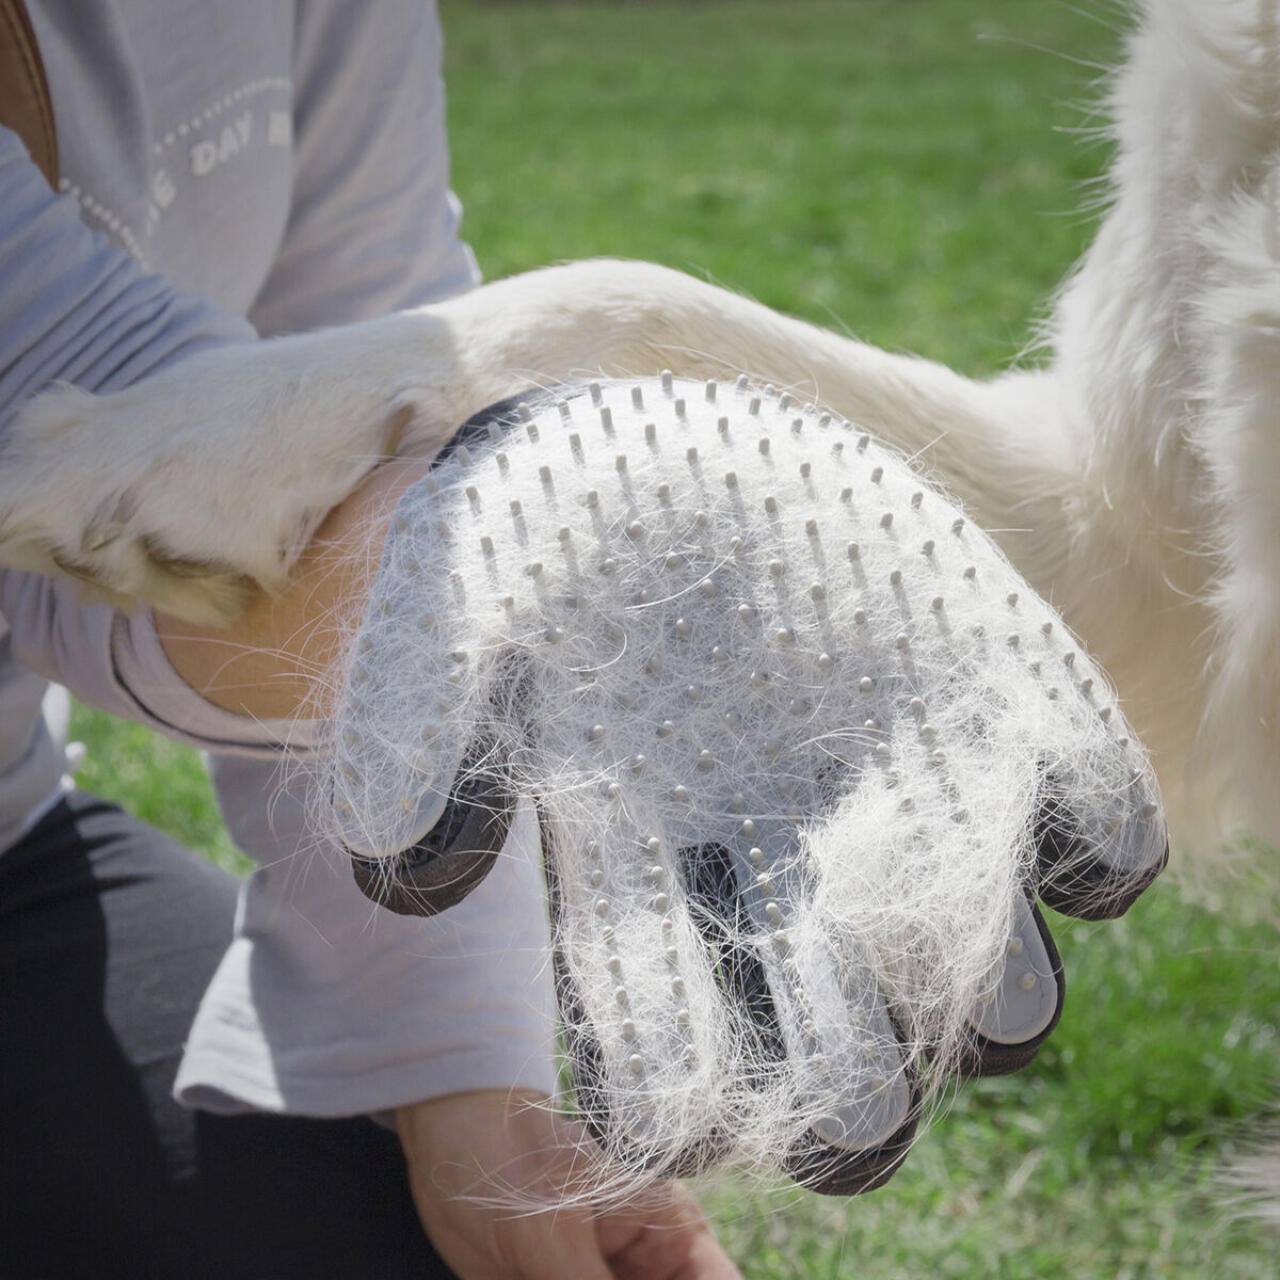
[320,375,1163,1191]
[0,0,1274,1204]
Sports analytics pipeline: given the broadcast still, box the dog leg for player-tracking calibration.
[0,262,1072,634]
[0,309,473,624]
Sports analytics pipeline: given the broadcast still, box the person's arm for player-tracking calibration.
[156,454,432,721]
[120,0,484,724]
[0,123,286,750]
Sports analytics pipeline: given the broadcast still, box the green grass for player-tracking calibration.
[68,710,248,875]
[444,0,1113,375]
[703,886,1280,1278]
[69,1,1280,1274]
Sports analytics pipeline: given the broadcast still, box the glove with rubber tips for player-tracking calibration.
[318,376,1167,1195]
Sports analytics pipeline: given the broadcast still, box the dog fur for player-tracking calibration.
[0,0,1275,1207]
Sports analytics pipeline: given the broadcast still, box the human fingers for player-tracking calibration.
[397,1092,618,1280]
[399,1091,741,1280]
[597,1181,743,1280]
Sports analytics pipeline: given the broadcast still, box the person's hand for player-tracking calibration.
[327,376,1168,1195]
[397,1090,743,1280]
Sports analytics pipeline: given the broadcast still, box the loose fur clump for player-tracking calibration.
[307,376,1165,1201]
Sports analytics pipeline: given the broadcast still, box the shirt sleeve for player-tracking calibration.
[174,756,560,1115]
[0,126,255,418]
[0,574,305,756]
[247,0,479,335]
[2,0,482,750]
[0,125,281,747]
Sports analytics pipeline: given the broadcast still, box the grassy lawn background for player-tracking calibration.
[70,2,1280,1275]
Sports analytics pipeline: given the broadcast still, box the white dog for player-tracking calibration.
[0,0,1275,1201]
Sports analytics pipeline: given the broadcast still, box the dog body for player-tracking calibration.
[5,2,1277,849]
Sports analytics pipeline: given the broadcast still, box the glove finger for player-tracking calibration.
[349,760,514,917]
[1035,779,1167,920]
[1027,662,1167,920]
[958,893,1064,1077]
[541,814,735,1181]
[966,594,1167,920]
[891,477,1168,923]
[327,483,483,860]
[681,833,919,1197]
[331,388,590,881]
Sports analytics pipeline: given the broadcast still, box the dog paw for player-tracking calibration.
[0,382,260,622]
[0,340,441,622]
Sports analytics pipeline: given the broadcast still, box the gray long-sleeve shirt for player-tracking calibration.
[0,0,558,1114]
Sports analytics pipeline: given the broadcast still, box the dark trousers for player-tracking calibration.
[0,791,456,1280]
